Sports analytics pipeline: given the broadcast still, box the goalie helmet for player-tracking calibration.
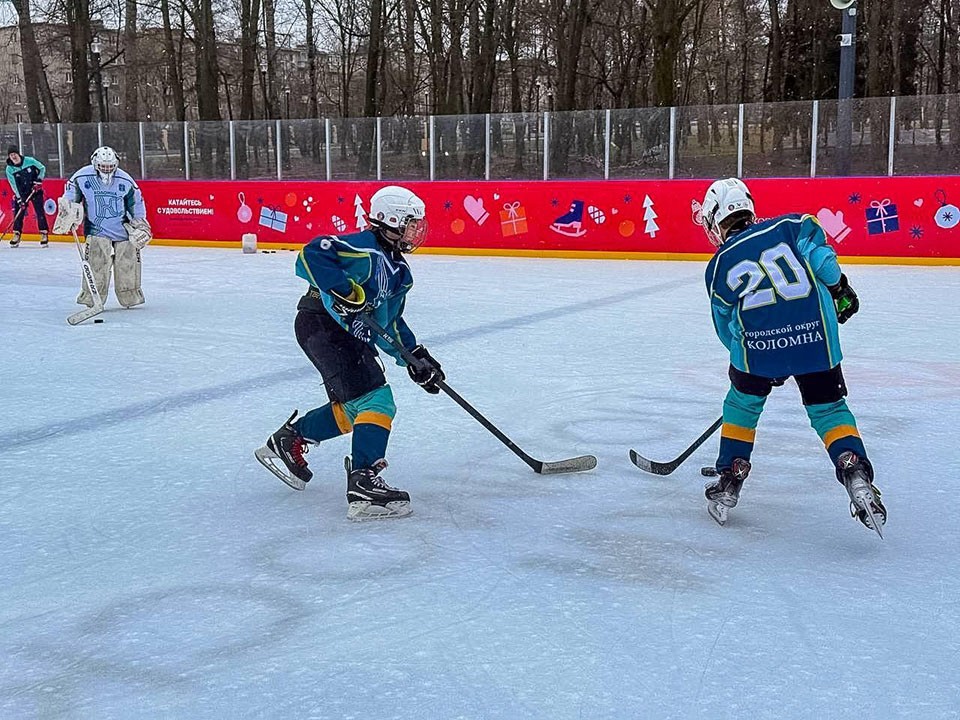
[701,178,756,247]
[368,185,428,253]
[90,146,119,185]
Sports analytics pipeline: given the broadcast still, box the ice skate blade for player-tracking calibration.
[707,501,729,526]
[254,446,307,491]
[347,500,412,521]
[849,499,885,539]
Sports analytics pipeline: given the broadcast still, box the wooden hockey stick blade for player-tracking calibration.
[535,455,598,474]
[66,303,104,325]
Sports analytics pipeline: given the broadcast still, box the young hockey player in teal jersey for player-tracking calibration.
[255,185,444,520]
[5,146,48,247]
[701,178,885,536]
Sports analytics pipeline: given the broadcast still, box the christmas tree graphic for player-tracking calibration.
[354,194,368,231]
[643,195,659,238]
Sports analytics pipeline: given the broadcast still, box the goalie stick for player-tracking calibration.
[629,416,722,476]
[358,312,597,475]
[66,229,105,325]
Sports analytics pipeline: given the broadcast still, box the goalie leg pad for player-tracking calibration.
[77,236,113,307]
[114,240,144,307]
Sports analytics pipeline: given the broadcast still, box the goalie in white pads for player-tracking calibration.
[54,146,152,309]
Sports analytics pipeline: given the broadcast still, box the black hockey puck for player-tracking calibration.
[94,319,104,324]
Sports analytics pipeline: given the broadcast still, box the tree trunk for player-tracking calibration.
[263,0,278,118]
[161,0,186,122]
[123,0,138,121]
[11,0,45,123]
[239,0,261,120]
[65,0,93,123]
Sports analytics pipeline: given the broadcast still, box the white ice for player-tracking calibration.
[1,243,959,719]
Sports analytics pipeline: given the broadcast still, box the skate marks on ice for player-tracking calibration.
[1,275,697,454]
[0,583,310,717]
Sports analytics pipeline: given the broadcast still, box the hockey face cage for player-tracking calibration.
[396,217,428,253]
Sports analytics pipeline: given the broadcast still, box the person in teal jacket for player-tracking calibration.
[5,146,48,247]
[700,178,885,536]
[255,185,442,521]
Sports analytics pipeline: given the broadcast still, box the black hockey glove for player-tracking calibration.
[330,281,372,342]
[407,345,445,394]
[828,274,859,324]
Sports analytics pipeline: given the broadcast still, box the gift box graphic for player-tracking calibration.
[259,205,288,233]
[499,201,528,237]
[866,199,899,235]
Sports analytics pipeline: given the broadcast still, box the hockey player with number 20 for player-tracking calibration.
[255,185,443,521]
[54,146,152,309]
[700,178,885,536]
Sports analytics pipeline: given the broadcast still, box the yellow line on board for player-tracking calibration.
[28,235,960,265]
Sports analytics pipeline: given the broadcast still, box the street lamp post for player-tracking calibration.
[90,37,107,123]
[832,0,858,174]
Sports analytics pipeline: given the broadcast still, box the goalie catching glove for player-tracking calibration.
[52,196,84,235]
[828,273,859,324]
[407,345,444,394]
[124,218,153,249]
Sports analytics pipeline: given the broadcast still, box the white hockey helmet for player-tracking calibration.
[701,178,756,247]
[90,146,119,185]
[369,185,428,253]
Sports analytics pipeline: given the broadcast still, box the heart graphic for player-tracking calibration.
[463,196,490,225]
[306,223,313,230]
[914,199,924,207]
[493,193,501,200]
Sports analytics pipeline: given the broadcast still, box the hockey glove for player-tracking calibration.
[828,274,859,324]
[330,281,372,342]
[407,345,445,394]
[124,218,153,250]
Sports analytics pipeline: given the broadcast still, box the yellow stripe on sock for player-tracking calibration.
[823,424,860,448]
[354,411,393,431]
[721,423,756,443]
[331,403,353,434]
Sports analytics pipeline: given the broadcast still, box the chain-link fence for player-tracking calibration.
[2,93,957,182]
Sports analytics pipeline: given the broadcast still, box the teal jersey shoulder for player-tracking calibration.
[296,230,417,364]
[705,213,843,377]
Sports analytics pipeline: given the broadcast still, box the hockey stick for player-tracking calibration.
[66,228,105,325]
[629,416,723,476]
[0,187,38,244]
[358,312,597,475]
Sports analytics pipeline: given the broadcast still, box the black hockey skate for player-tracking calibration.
[40,232,48,248]
[705,458,751,526]
[254,411,313,490]
[9,232,21,248]
[345,457,411,521]
[836,451,886,538]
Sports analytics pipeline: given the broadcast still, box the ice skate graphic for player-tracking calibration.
[550,200,587,238]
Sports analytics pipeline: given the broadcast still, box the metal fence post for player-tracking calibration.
[183,122,190,180]
[138,121,146,179]
[376,116,382,181]
[276,119,282,181]
[668,107,677,180]
[810,100,819,178]
[429,115,435,181]
[604,109,611,180]
[325,118,332,181]
[229,121,236,180]
[56,123,64,177]
[97,122,103,147]
[737,104,745,177]
[888,96,897,176]
[17,122,23,151]
[485,113,491,180]
[542,111,550,180]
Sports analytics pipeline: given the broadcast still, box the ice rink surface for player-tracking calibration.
[1,243,959,719]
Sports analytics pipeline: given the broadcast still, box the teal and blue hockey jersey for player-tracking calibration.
[296,230,416,366]
[705,213,843,378]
